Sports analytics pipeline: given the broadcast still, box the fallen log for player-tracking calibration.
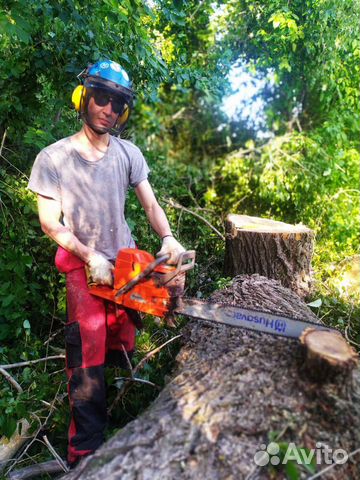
[62,275,360,480]
[224,214,314,298]
[0,419,30,474]
[7,460,65,480]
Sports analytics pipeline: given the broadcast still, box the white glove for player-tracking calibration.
[156,235,186,264]
[87,252,114,286]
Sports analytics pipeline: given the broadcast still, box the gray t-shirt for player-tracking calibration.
[28,136,150,260]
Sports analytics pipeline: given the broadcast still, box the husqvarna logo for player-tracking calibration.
[99,62,109,69]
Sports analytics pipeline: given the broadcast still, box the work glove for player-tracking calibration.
[156,235,186,264]
[87,252,114,286]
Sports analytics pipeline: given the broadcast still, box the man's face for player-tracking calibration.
[86,89,125,133]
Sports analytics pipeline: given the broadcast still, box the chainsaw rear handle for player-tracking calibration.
[115,250,196,297]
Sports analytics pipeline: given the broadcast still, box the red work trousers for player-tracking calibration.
[55,247,138,465]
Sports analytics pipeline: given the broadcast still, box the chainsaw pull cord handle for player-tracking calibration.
[115,254,170,297]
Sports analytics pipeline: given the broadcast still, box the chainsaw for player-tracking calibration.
[88,248,342,340]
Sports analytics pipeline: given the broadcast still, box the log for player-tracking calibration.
[62,275,360,480]
[224,214,314,298]
[7,460,65,480]
[0,419,30,473]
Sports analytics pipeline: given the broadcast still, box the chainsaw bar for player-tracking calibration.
[174,297,340,339]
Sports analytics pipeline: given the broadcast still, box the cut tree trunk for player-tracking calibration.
[62,275,360,480]
[224,214,314,298]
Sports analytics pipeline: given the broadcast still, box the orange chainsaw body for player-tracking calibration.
[89,248,191,317]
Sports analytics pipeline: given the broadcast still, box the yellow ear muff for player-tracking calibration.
[117,106,129,127]
[72,85,86,111]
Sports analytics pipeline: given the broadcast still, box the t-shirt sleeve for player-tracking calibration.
[129,147,150,188]
[27,151,61,201]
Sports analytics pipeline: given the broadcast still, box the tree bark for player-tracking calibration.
[63,275,360,480]
[224,214,314,298]
[0,419,30,473]
[7,460,66,480]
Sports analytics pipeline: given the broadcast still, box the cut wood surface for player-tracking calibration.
[300,328,358,382]
[62,275,360,480]
[224,214,314,298]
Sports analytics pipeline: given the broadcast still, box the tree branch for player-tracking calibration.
[7,460,65,480]
[108,335,182,414]
[42,435,69,473]
[114,376,160,389]
[0,355,65,370]
[163,198,225,241]
[0,368,23,393]
[133,334,182,375]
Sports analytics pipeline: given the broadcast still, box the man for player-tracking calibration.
[28,59,185,466]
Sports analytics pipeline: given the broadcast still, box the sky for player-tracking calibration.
[222,65,272,128]
[221,64,277,139]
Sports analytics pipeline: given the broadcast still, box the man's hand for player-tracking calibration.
[156,235,186,264]
[87,252,114,286]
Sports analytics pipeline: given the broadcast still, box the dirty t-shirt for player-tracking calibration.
[28,136,150,260]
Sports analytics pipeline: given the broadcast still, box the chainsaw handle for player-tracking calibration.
[115,251,196,297]
[177,250,196,271]
[115,253,170,297]
[159,250,196,285]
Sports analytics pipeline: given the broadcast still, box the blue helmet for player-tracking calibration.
[84,59,134,105]
[74,59,134,134]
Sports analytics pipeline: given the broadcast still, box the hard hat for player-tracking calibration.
[72,59,134,134]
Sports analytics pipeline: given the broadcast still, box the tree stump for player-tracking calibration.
[62,275,360,480]
[224,214,314,298]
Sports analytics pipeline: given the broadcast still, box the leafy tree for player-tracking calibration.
[0,0,167,162]
[215,0,359,137]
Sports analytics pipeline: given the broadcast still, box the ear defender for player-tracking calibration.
[116,106,129,129]
[72,85,86,112]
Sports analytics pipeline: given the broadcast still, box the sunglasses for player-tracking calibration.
[90,89,126,115]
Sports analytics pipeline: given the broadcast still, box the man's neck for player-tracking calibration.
[82,124,110,151]
[72,125,110,161]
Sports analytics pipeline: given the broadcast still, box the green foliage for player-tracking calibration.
[204,127,359,334]
[217,0,360,133]
[0,166,68,447]
[0,169,60,343]
[205,128,359,250]
[0,0,168,164]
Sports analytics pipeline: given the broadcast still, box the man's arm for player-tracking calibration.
[37,194,114,285]
[37,194,93,262]
[134,180,172,238]
[135,180,185,263]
